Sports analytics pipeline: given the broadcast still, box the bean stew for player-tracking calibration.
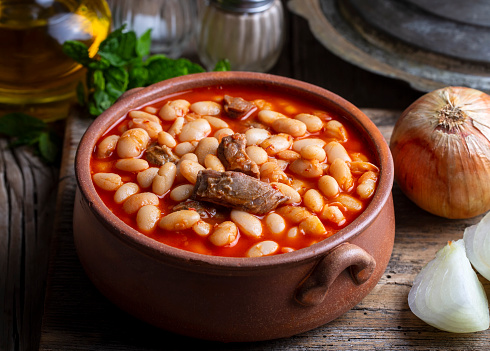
[90,85,380,258]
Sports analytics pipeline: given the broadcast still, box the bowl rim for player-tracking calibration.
[75,71,394,271]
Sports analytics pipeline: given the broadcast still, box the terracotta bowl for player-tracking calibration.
[74,71,395,342]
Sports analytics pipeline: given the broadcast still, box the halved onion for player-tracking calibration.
[408,239,489,333]
[464,211,490,281]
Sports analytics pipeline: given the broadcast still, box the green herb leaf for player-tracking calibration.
[136,29,152,58]
[0,113,46,137]
[38,131,59,164]
[62,25,230,118]
[213,59,231,72]
[62,40,92,66]
[76,82,86,106]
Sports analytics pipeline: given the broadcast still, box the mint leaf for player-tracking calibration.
[38,132,59,164]
[0,113,61,164]
[76,82,86,106]
[136,29,152,57]
[145,56,205,84]
[213,59,231,72]
[128,65,149,89]
[62,40,92,66]
[0,113,46,137]
[104,66,128,92]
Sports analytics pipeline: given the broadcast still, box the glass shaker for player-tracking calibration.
[108,0,197,57]
[197,0,285,72]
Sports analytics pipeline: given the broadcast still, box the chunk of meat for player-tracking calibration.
[217,133,260,178]
[191,170,288,215]
[172,199,226,219]
[223,95,256,119]
[145,144,179,166]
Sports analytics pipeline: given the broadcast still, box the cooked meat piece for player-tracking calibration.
[217,133,260,178]
[223,95,256,119]
[191,170,289,215]
[172,199,226,219]
[145,144,179,166]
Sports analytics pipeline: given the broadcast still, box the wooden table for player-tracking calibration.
[2,2,490,350]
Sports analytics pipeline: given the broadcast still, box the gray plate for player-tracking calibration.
[288,0,490,93]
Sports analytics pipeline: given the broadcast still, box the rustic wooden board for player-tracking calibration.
[0,139,58,351]
[38,108,490,350]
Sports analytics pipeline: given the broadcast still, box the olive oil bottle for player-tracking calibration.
[0,0,111,121]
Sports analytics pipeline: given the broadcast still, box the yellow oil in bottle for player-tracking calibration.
[0,0,111,121]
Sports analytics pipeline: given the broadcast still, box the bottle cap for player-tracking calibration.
[210,0,275,13]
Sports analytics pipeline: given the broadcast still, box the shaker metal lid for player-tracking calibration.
[210,0,276,13]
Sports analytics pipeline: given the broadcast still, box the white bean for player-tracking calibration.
[300,145,326,161]
[318,175,339,198]
[93,173,123,191]
[128,112,162,139]
[258,110,285,125]
[115,158,149,172]
[271,118,307,137]
[167,117,185,137]
[260,134,293,156]
[356,171,378,199]
[179,119,212,142]
[299,216,327,236]
[324,120,348,141]
[276,206,312,224]
[230,210,263,238]
[292,138,326,153]
[129,110,160,123]
[117,128,150,158]
[204,154,225,172]
[157,131,177,148]
[265,213,286,235]
[190,101,221,116]
[203,115,229,129]
[136,205,160,231]
[194,137,219,165]
[143,106,158,114]
[152,162,177,195]
[245,128,270,146]
[276,150,301,162]
[136,167,159,188]
[271,182,301,204]
[294,113,323,132]
[169,184,195,202]
[320,205,345,224]
[303,189,325,213]
[174,141,198,156]
[337,194,363,212]
[123,192,159,214]
[329,158,353,190]
[245,146,268,165]
[96,135,119,158]
[180,159,205,184]
[180,152,198,162]
[246,241,279,257]
[159,99,190,121]
[209,221,238,246]
[324,141,351,163]
[289,159,323,178]
[159,210,200,231]
[259,161,289,184]
[114,182,139,204]
[192,220,213,237]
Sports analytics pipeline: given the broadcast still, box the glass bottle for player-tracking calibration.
[0,0,111,122]
[197,0,285,72]
[108,0,197,57]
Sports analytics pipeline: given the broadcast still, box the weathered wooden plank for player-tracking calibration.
[0,139,58,351]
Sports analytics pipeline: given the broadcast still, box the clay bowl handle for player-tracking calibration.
[295,242,376,306]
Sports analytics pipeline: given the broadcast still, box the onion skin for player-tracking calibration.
[390,86,490,219]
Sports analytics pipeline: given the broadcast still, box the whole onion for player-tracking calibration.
[390,86,490,219]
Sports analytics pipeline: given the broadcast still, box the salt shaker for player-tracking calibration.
[197,0,285,72]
